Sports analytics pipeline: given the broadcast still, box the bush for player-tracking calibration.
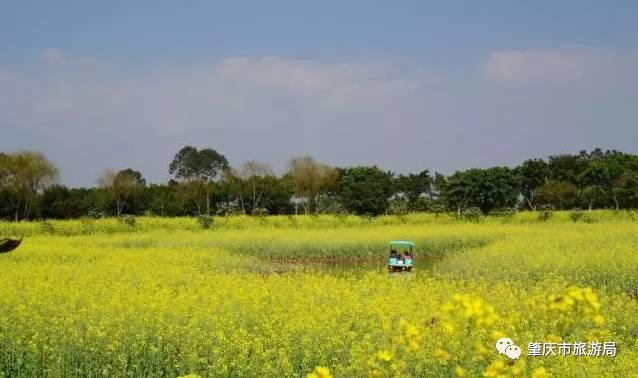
[40,220,56,235]
[460,207,482,223]
[570,208,596,223]
[197,215,214,230]
[537,204,554,221]
[118,215,137,228]
[570,208,584,222]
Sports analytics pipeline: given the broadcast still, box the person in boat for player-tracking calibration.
[403,250,413,266]
[389,250,399,266]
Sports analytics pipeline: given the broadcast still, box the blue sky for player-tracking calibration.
[2,1,638,186]
[3,1,637,61]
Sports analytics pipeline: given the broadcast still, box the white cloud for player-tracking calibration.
[481,48,638,87]
[1,49,637,186]
[483,49,594,86]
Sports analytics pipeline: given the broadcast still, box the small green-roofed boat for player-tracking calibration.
[388,240,415,272]
[389,240,415,248]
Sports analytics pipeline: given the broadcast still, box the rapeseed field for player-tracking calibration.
[0,212,636,377]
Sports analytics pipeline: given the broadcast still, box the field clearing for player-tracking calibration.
[0,212,637,377]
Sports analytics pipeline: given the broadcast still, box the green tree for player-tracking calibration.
[442,167,518,214]
[169,146,229,181]
[40,185,82,219]
[98,169,145,216]
[515,159,549,210]
[173,179,210,216]
[169,146,229,214]
[577,153,637,209]
[431,172,448,209]
[548,153,587,184]
[217,171,294,215]
[337,166,393,215]
[257,176,294,215]
[578,186,604,211]
[0,151,59,220]
[394,170,432,209]
[536,180,577,210]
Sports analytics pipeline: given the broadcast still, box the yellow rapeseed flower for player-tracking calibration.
[531,367,549,378]
[434,347,451,362]
[483,360,506,377]
[376,350,393,362]
[307,366,333,378]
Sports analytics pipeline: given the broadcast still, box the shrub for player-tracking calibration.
[537,204,554,221]
[40,220,56,235]
[570,208,584,222]
[118,215,137,228]
[197,215,214,230]
[461,207,482,223]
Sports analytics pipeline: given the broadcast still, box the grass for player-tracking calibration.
[0,212,636,377]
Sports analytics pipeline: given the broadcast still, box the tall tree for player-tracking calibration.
[548,153,588,184]
[173,179,209,215]
[394,170,432,203]
[286,156,337,214]
[239,161,274,213]
[0,151,59,220]
[40,185,81,219]
[536,180,577,210]
[578,186,604,210]
[98,169,145,216]
[515,159,549,210]
[220,168,247,214]
[169,146,229,214]
[169,146,229,181]
[578,152,638,209]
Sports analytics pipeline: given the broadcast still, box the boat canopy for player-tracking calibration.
[389,240,415,248]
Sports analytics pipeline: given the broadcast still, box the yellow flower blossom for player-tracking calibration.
[531,367,549,378]
[455,366,467,377]
[483,360,506,377]
[376,350,393,362]
[307,366,333,378]
[434,347,451,362]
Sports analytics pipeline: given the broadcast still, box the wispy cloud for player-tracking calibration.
[482,48,638,87]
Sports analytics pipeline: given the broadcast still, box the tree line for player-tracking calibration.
[1,147,637,221]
